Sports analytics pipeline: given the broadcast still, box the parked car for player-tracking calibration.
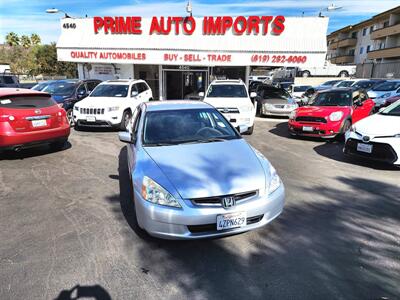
[334,79,366,88]
[288,85,313,100]
[73,79,152,130]
[344,100,400,165]
[288,88,375,139]
[380,94,400,108]
[249,80,264,93]
[200,79,256,134]
[0,73,20,88]
[118,100,285,239]
[31,80,57,91]
[254,84,298,117]
[0,88,70,153]
[299,61,356,77]
[249,75,268,82]
[41,79,102,126]
[314,80,343,91]
[368,80,400,108]
[275,81,293,90]
[351,79,386,91]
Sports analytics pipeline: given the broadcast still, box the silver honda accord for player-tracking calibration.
[119,101,285,239]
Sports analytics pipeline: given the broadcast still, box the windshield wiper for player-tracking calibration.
[178,137,228,144]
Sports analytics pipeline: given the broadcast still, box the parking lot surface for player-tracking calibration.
[1,118,399,300]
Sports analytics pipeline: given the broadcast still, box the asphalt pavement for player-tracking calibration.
[0,118,399,300]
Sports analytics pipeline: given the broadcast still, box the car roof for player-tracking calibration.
[0,88,50,98]
[210,79,244,85]
[144,100,213,111]
[319,88,354,93]
[102,79,144,85]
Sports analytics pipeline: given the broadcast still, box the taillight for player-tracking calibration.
[0,115,14,122]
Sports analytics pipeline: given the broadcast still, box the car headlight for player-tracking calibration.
[287,104,298,110]
[241,105,253,112]
[141,176,181,208]
[329,111,344,122]
[264,103,274,110]
[74,106,79,111]
[108,106,120,112]
[268,166,281,195]
[349,125,356,132]
[289,110,297,120]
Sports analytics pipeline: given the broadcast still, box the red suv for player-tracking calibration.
[288,88,374,139]
[0,88,70,153]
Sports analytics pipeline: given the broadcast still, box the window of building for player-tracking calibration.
[359,47,364,54]
[351,32,357,38]
[383,21,389,28]
[367,45,372,52]
[362,28,367,36]
[349,49,355,56]
[369,26,374,33]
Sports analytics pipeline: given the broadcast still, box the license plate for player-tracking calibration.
[217,211,247,231]
[357,143,373,153]
[31,119,47,127]
[302,126,313,132]
[86,116,96,122]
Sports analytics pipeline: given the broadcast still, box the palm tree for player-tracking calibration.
[20,35,31,48]
[30,33,41,45]
[5,32,20,46]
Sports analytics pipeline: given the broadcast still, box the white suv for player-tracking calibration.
[73,79,152,130]
[201,79,256,134]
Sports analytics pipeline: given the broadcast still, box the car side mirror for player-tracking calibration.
[131,91,139,97]
[119,131,135,143]
[198,92,205,97]
[250,92,257,98]
[237,125,248,134]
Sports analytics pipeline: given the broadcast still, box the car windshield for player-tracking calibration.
[42,82,76,95]
[293,86,311,92]
[90,84,129,97]
[353,81,373,89]
[372,81,400,91]
[0,95,56,109]
[380,101,400,116]
[310,91,352,107]
[263,88,291,100]
[336,81,354,87]
[143,108,240,146]
[206,84,247,98]
[321,80,341,86]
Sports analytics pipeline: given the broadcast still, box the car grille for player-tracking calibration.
[217,107,240,114]
[295,116,327,123]
[187,215,264,234]
[274,104,286,109]
[345,138,398,164]
[80,108,105,115]
[190,190,258,207]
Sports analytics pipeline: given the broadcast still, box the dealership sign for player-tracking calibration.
[57,16,328,67]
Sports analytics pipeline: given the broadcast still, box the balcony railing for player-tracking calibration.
[337,38,357,48]
[371,23,400,40]
[328,41,338,50]
[331,55,355,64]
[367,46,400,59]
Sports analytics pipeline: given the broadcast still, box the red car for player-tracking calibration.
[0,88,70,153]
[288,88,374,138]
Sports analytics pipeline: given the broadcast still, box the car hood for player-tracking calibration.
[354,114,400,136]
[77,96,127,107]
[368,90,391,98]
[296,106,350,118]
[204,97,252,108]
[144,139,266,199]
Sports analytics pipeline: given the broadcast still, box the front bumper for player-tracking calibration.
[73,109,122,127]
[220,112,255,128]
[261,106,295,117]
[134,185,285,240]
[288,119,342,138]
[344,132,400,165]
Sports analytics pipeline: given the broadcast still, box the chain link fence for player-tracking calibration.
[356,62,400,79]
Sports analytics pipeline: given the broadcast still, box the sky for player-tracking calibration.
[0,0,399,44]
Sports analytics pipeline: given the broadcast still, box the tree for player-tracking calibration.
[5,32,20,46]
[20,35,31,48]
[34,43,77,77]
[30,34,41,45]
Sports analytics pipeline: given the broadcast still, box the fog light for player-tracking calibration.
[9,116,15,121]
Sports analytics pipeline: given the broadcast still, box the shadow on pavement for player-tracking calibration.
[0,141,72,161]
[106,146,400,299]
[54,284,112,300]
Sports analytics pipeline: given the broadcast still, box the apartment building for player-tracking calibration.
[327,6,400,65]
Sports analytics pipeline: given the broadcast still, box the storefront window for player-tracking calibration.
[134,65,160,100]
[210,66,246,81]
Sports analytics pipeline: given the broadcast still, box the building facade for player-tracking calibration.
[327,6,400,66]
[57,15,328,100]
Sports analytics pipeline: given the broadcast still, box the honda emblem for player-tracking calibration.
[222,196,235,208]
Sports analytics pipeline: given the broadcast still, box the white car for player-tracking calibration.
[367,80,400,108]
[73,79,152,130]
[344,100,400,165]
[299,61,356,77]
[200,79,256,134]
[288,84,313,100]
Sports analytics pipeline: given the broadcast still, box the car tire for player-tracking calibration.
[66,109,75,127]
[120,110,132,131]
[338,71,349,78]
[50,139,67,151]
[302,70,311,78]
[245,125,254,135]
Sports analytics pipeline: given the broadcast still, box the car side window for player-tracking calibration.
[77,84,87,95]
[131,84,139,97]
[87,81,99,92]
